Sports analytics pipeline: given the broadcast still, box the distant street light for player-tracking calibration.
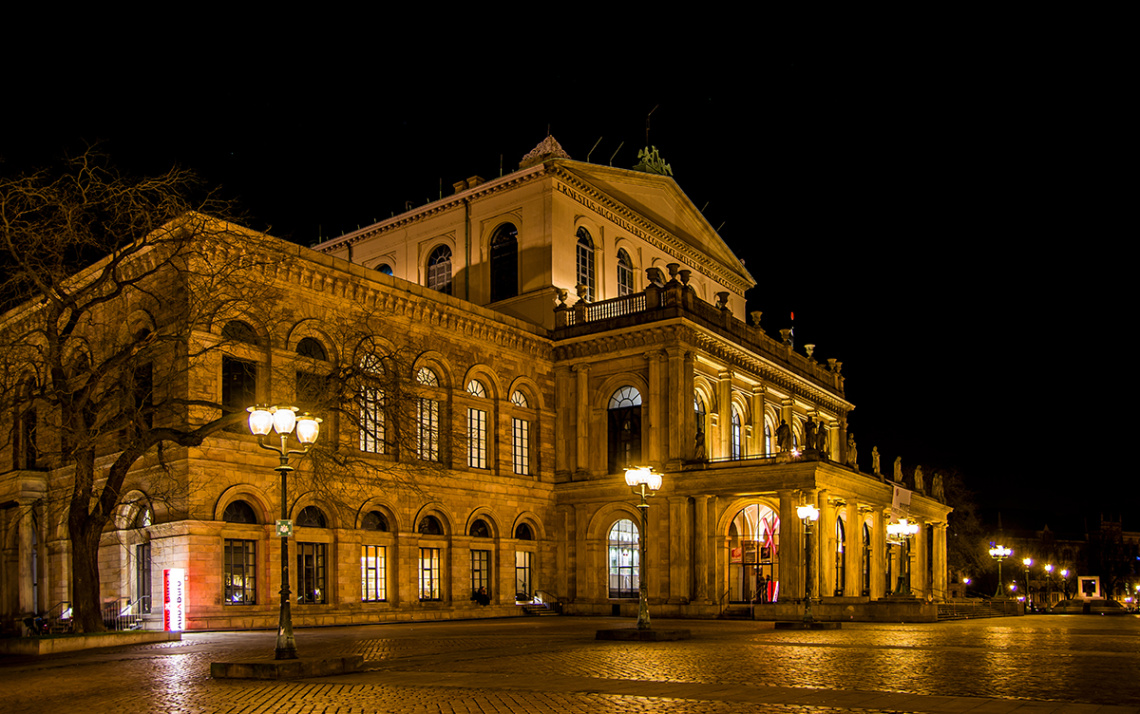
[1022,558,1033,609]
[1044,564,1054,607]
[888,519,920,595]
[797,504,820,622]
[248,405,321,660]
[989,544,1013,598]
[1060,569,1070,600]
[624,467,662,630]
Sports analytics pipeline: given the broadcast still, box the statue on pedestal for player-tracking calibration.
[872,446,881,476]
[845,434,857,468]
[914,464,925,493]
[694,430,706,462]
[932,473,945,502]
[804,418,816,450]
[776,420,792,452]
[893,456,903,483]
[815,424,827,452]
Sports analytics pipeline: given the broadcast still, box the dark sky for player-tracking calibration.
[3,45,1130,532]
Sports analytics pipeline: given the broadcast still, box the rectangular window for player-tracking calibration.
[222,357,257,433]
[515,550,532,600]
[512,417,530,475]
[471,549,491,600]
[361,545,387,602]
[359,386,385,453]
[135,542,152,613]
[419,547,441,600]
[467,408,487,468]
[418,398,439,461]
[297,542,327,604]
[224,539,256,605]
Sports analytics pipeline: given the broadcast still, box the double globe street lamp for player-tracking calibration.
[887,518,920,596]
[624,467,662,630]
[989,544,1013,599]
[247,405,322,660]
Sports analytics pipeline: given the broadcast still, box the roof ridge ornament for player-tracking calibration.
[520,135,571,169]
[633,146,673,176]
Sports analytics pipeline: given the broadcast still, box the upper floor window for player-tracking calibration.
[617,248,634,297]
[376,263,393,276]
[489,223,519,303]
[222,356,257,433]
[427,245,453,295]
[222,320,261,346]
[296,337,328,361]
[575,228,595,302]
[730,406,743,460]
[418,515,444,535]
[417,367,441,461]
[470,519,492,538]
[466,379,488,469]
[607,386,642,473]
[359,354,385,454]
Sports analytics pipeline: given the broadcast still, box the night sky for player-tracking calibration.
[4,45,1131,533]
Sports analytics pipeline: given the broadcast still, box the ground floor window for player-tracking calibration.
[135,542,152,613]
[361,545,386,602]
[224,539,256,605]
[297,542,327,604]
[420,547,441,600]
[471,549,491,603]
[515,550,532,600]
[608,519,639,598]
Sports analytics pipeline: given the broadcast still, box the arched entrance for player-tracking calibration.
[728,503,780,603]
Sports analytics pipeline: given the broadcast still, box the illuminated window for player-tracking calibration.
[835,516,846,596]
[467,380,487,469]
[512,418,530,475]
[135,543,151,614]
[515,551,532,600]
[417,368,440,462]
[575,227,595,301]
[358,354,385,454]
[361,545,386,602]
[694,391,706,444]
[490,223,518,302]
[296,542,326,604]
[730,407,743,460]
[223,539,256,605]
[471,549,491,601]
[427,245,452,294]
[608,519,639,598]
[419,547,441,600]
[617,248,634,296]
[510,390,528,408]
[607,387,642,473]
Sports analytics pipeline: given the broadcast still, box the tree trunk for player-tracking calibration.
[68,518,106,633]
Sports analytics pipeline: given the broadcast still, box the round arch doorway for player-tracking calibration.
[728,503,781,604]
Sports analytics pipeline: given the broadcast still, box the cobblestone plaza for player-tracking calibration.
[2,615,1137,713]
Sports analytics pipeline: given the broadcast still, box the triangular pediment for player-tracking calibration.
[552,160,755,291]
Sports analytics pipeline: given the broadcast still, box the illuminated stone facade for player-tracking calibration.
[0,139,950,631]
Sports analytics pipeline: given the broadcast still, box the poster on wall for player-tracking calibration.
[164,568,186,632]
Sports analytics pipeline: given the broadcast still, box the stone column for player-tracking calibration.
[554,366,573,477]
[845,502,862,596]
[932,523,948,601]
[693,495,711,602]
[751,384,767,456]
[717,371,733,460]
[778,490,800,600]
[666,348,691,465]
[912,520,928,597]
[17,504,35,614]
[646,350,665,467]
[573,364,590,478]
[667,496,690,603]
[870,508,887,599]
[819,493,835,598]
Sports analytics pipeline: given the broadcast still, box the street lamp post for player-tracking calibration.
[1022,558,1033,610]
[624,467,662,630]
[1060,569,1069,600]
[248,405,322,660]
[1044,564,1054,608]
[887,519,920,596]
[797,503,820,622]
[989,544,1012,599]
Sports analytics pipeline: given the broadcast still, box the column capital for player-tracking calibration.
[572,363,590,374]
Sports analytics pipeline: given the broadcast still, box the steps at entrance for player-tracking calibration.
[719,605,753,620]
[520,603,559,616]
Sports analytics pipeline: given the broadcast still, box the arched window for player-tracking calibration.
[607,386,642,473]
[730,406,743,460]
[297,506,328,528]
[467,380,488,469]
[509,389,532,476]
[608,519,639,598]
[358,353,385,454]
[617,248,634,297]
[489,223,518,303]
[835,515,846,596]
[222,500,258,524]
[694,391,707,459]
[362,510,389,531]
[416,368,440,461]
[470,519,491,538]
[764,416,774,457]
[575,228,595,302]
[296,337,328,361]
[418,515,443,535]
[427,245,453,295]
[222,320,261,346]
[862,522,872,596]
[376,263,393,276]
[729,503,781,603]
[514,523,534,540]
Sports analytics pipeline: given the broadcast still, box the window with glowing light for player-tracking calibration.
[427,245,453,294]
[575,227,595,301]
[730,406,743,460]
[608,519,639,599]
[835,515,846,596]
[223,539,256,605]
[515,550,532,600]
[617,248,634,296]
[297,542,327,604]
[466,380,488,469]
[419,547,441,600]
[358,354,385,454]
[361,545,386,602]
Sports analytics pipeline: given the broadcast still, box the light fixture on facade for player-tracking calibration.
[624,466,662,630]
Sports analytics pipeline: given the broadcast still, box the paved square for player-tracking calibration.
[1,615,1137,713]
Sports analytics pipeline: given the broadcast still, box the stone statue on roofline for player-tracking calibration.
[914,464,925,493]
[804,418,816,450]
[932,472,945,502]
[776,420,792,452]
[872,446,881,477]
[845,434,857,467]
[893,456,903,483]
[815,423,827,453]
